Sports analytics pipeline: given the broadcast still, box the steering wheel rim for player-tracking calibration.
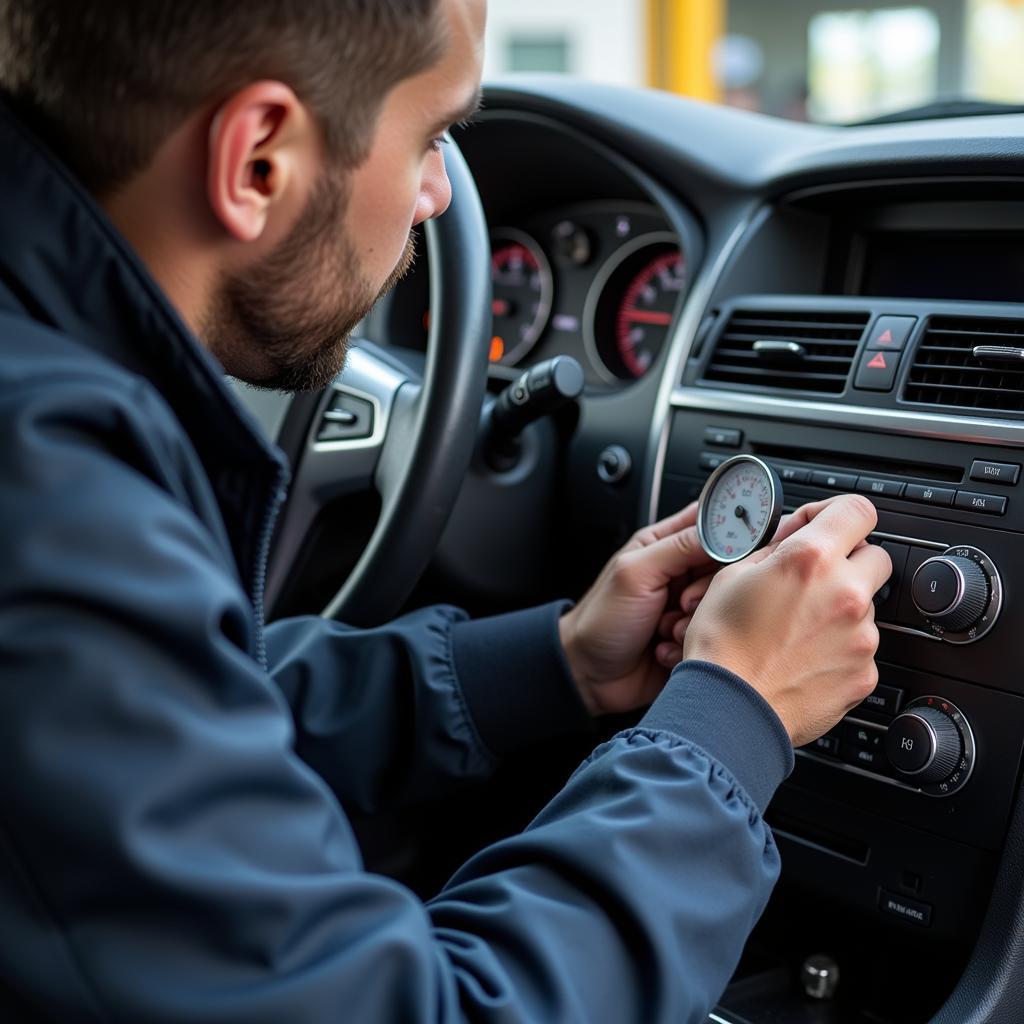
[268,139,491,628]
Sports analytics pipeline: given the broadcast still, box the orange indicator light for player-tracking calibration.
[489,336,505,362]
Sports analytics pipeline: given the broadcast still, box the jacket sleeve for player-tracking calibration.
[0,377,792,1023]
[265,600,594,816]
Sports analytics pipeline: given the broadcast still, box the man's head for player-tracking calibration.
[0,0,486,390]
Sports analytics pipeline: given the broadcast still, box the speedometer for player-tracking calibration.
[584,233,687,383]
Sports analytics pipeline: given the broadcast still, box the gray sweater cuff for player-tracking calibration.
[639,660,794,811]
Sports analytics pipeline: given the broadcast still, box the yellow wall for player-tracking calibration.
[647,0,725,101]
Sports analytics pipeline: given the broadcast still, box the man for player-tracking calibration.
[0,1,889,1020]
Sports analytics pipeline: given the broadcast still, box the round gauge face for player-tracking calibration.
[585,235,687,384]
[489,229,554,367]
[615,250,686,378]
[697,456,784,564]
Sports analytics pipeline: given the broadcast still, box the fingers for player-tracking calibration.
[655,640,686,669]
[627,501,699,550]
[619,523,716,590]
[768,495,847,547]
[679,572,715,615]
[848,540,894,596]
[774,493,878,561]
[659,609,684,640]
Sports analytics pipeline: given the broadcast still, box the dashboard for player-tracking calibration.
[375,81,1024,1024]
[252,76,1024,1024]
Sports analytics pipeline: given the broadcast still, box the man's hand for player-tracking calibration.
[559,502,716,716]
[679,494,891,747]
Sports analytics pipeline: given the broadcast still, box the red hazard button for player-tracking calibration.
[854,348,901,391]
[866,316,917,352]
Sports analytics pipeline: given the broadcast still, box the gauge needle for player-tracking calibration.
[623,310,672,326]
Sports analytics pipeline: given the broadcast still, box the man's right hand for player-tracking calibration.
[680,494,891,748]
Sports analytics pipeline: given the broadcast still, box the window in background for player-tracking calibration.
[506,35,572,73]
[808,7,940,123]
[966,0,1024,104]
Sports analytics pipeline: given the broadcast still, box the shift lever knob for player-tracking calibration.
[801,954,840,1001]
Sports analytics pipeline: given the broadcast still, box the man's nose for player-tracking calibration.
[412,152,453,226]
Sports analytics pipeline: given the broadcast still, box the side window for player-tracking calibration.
[506,34,572,73]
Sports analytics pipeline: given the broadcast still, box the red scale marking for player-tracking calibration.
[615,251,683,378]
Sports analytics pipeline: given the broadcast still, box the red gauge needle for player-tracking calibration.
[622,309,672,325]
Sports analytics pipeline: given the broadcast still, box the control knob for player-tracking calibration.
[884,697,975,796]
[911,555,989,633]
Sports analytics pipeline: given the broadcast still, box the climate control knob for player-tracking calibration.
[912,555,988,633]
[884,697,976,796]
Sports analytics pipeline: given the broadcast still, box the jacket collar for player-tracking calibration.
[0,99,289,606]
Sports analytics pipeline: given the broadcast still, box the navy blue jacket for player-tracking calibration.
[0,102,793,1022]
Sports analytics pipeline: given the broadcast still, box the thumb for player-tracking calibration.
[620,525,715,591]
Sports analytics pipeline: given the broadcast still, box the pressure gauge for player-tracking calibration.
[697,455,784,564]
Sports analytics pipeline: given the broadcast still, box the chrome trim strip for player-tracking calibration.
[645,206,769,523]
[795,748,922,794]
[670,386,1024,447]
[879,622,943,642]
[871,531,946,550]
[311,345,403,453]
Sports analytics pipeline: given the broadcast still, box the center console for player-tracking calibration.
[654,274,1024,1020]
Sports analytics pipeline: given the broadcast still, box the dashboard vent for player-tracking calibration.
[904,316,1024,413]
[702,310,869,394]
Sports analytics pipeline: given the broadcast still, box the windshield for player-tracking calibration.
[483,1,1024,124]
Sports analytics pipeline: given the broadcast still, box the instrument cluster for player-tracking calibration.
[382,200,688,389]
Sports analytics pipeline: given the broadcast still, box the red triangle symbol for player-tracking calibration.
[868,352,888,369]
[878,329,894,344]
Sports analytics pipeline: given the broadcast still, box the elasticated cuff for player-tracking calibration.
[452,601,594,758]
[639,660,794,812]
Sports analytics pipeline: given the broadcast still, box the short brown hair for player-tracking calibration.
[0,1,444,195]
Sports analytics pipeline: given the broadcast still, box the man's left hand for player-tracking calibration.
[558,502,717,716]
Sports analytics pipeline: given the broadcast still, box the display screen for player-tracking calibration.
[860,231,1024,303]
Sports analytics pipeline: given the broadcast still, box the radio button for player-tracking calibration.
[859,683,904,717]
[904,484,955,506]
[703,426,742,448]
[857,477,905,498]
[969,460,1019,486]
[954,491,1007,516]
[811,470,858,490]
[698,451,728,471]
[778,465,812,484]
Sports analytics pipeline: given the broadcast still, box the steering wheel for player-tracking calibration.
[266,140,491,628]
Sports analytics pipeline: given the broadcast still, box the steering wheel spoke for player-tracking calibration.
[304,342,413,496]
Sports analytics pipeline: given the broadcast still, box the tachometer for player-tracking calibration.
[489,229,553,367]
[585,233,686,383]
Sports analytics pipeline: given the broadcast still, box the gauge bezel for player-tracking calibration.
[697,454,784,564]
[582,231,684,384]
[489,227,554,367]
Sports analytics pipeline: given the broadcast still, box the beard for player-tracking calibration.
[203,173,418,393]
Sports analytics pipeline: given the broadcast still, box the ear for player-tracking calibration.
[206,81,317,243]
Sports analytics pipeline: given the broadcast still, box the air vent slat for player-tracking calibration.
[712,349,854,365]
[903,315,1024,413]
[702,308,868,395]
